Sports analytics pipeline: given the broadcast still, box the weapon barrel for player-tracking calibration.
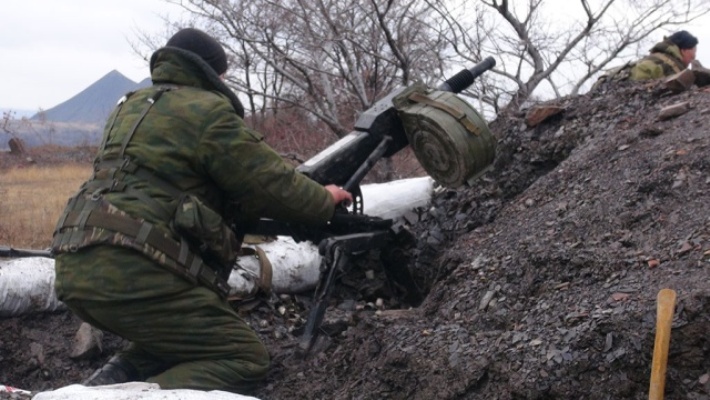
[0,246,53,258]
[437,56,496,93]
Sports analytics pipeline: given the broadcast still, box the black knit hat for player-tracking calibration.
[667,30,699,50]
[166,28,228,75]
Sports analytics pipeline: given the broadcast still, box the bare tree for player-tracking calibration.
[149,0,456,138]
[428,0,709,114]
[139,0,707,125]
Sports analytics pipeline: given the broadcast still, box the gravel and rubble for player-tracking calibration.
[1,79,709,399]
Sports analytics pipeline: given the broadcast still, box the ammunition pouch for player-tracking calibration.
[172,193,241,278]
[392,82,496,188]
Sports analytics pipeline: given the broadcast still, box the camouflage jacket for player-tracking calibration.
[628,40,686,81]
[55,48,334,301]
[591,40,686,92]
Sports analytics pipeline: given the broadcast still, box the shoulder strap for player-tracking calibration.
[238,246,273,295]
[119,85,178,157]
[649,53,684,75]
[98,84,180,157]
[99,91,135,151]
[92,84,184,219]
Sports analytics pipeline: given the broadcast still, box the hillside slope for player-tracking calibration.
[31,70,150,125]
[0,80,708,400]
[255,80,710,399]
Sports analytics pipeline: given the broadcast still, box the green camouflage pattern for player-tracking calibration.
[52,199,228,295]
[629,41,685,81]
[592,40,686,91]
[173,194,241,273]
[52,48,340,391]
[55,49,334,301]
[62,284,269,393]
[54,201,174,267]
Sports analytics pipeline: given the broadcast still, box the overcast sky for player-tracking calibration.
[0,0,181,112]
[2,1,710,113]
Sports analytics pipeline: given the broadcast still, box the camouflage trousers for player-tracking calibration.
[63,285,270,393]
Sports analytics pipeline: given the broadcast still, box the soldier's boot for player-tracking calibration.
[691,60,710,88]
[82,355,139,386]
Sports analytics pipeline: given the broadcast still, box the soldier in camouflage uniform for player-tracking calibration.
[592,30,698,91]
[628,30,698,81]
[51,28,352,393]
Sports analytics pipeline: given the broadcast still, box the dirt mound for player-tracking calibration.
[2,81,709,399]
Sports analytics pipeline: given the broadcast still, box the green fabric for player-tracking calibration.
[629,40,686,81]
[55,49,334,301]
[592,40,687,91]
[62,285,269,393]
[53,47,337,392]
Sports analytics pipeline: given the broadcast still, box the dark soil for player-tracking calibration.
[1,81,709,399]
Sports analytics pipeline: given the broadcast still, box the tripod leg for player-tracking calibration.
[298,247,347,355]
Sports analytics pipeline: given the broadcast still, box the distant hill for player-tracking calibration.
[31,70,151,125]
[0,71,152,150]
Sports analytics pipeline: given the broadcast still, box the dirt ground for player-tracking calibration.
[1,79,709,399]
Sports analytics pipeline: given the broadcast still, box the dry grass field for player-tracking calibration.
[0,163,91,248]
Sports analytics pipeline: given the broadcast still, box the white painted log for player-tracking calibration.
[0,257,64,317]
[360,176,434,219]
[228,237,322,297]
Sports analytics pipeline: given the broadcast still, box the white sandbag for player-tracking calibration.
[360,176,434,219]
[0,257,64,317]
[32,382,260,400]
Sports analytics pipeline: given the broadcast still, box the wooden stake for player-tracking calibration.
[648,288,677,400]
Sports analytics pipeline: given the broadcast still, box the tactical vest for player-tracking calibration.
[644,52,685,76]
[52,85,237,298]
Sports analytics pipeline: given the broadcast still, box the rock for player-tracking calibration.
[69,323,103,360]
[29,342,44,365]
[525,105,565,127]
[658,102,692,121]
[479,290,496,310]
[610,292,630,302]
[639,125,663,137]
[664,69,695,93]
[691,60,710,87]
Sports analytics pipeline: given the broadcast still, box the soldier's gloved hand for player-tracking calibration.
[325,184,353,206]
